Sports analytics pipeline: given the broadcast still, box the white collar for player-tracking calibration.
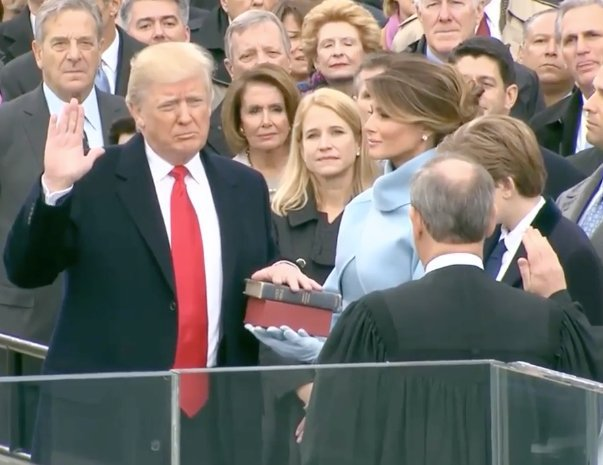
[500,197,546,251]
[145,141,206,186]
[101,29,120,73]
[42,83,101,131]
[424,253,484,274]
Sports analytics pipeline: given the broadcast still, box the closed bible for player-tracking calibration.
[243,280,342,337]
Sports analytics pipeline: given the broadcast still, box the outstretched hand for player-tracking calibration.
[42,98,104,192]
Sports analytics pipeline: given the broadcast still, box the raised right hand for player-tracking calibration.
[42,98,104,192]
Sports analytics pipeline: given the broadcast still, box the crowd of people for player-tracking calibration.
[1,0,603,463]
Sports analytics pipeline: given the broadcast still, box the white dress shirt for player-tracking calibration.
[484,0,502,40]
[43,144,224,367]
[43,83,104,148]
[100,30,120,94]
[495,197,546,281]
[576,94,593,153]
[146,143,223,367]
[424,253,484,275]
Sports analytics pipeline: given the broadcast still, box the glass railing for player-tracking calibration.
[0,361,602,465]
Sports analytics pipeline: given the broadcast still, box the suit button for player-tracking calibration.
[295,258,307,268]
[150,440,161,452]
[169,301,176,312]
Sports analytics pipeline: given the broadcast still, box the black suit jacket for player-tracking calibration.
[406,37,545,122]
[191,6,230,86]
[207,100,233,157]
[4,133,277,372]
[484,199,603,325]
[568,146,603,177]
[541,146,585,199]
[530,88,582,156]
[0,86,128,344]
[0,7,33,64]
[0,27,144,101]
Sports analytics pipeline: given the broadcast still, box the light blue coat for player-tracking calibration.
[324,149,437,320]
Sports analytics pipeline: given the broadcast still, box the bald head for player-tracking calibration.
[411,157,495,244]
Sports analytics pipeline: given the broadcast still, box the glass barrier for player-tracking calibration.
[0,361,602,465]
[0,371,175,465]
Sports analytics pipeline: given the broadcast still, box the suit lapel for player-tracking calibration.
[561,90,582,156]
[22,86,50,159]
[114,28,144,97]
[2,9,33,59]
[501,200,562,287]
[115,135,175,293]
[201,151,239,303]
[561,168,603,221]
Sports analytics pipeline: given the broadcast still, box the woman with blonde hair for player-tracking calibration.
[261,87,376,465]
[298,0,382,96]
[249,54,480,362]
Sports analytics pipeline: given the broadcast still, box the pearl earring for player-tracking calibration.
[421,134,428,142]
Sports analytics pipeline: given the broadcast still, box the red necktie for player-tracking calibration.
[170,166,209,418]
[476,15,491,36]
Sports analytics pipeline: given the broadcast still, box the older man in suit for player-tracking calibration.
[0,0,145,101]
[399,0,545,122]
[557,64,603,258]
[3,38,313,465]
[0,0,128,346]
[301,156,602,465]
[530,0,603,156]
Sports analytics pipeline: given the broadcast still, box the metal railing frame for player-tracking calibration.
[0,333,48,462]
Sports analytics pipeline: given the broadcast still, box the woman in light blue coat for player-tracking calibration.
[249,54,480,361]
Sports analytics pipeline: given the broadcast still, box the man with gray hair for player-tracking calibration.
[0,0,127,347]
[206,8,291,156]
[300,155,602,465]
[531,0,603,156]
[0,0,144,101]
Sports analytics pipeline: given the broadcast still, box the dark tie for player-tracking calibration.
[170,166,208,418]
[499,0,510,32]
[476,15,491,36]
[484,239,507,279]
[82,131,90,155]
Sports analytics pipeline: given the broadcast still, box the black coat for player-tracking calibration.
[302,264,602,465]
[0,27,145,101]
[406,37,545,122]
[191,6,230,86]
[484,198,603,325]
[540,145,585,198]
[261,197,342,465]
[530,88,583,156]
[206,100,233,157]
[0,7,33,64]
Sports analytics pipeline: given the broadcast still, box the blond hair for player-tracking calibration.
[301,0,382,65]
[438,115,546,197]
[272,88,377,215]
[126,42,215,108]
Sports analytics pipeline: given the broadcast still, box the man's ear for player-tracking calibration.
[409,205,423,239]
[504,83,519,112]
[32,40,43,70]
[224,58,234,79]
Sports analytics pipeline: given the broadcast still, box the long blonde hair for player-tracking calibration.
[272,88,377,216]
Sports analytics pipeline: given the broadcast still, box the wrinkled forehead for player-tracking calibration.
[231,22,286,53]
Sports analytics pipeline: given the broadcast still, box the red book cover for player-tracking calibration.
[244,298,332,337]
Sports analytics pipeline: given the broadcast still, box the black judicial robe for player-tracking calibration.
[300,265,602,465]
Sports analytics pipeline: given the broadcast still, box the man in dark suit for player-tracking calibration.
[438,114,603,325]
[448,36,584,198]
[206,9,291,157]
[405,0,545,122]
[530,0,603,156]
[557,64,603,259]
[0,0,145,101]
[301,156,602,465]
[0,1,37,64]
[0,0,128,346]
[3,38,314,465]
